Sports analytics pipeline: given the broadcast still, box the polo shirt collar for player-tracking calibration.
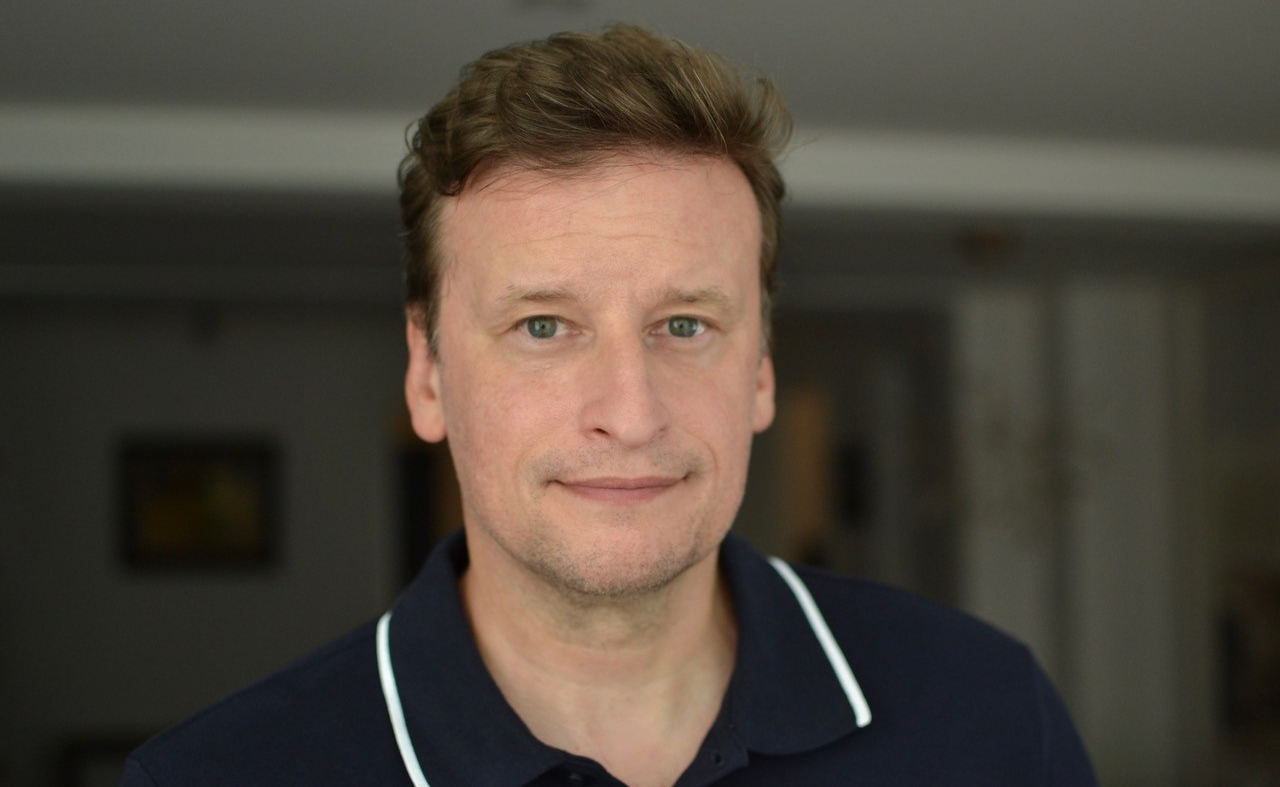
[386,533,561,787]
[718,535,864,755]
[385,531,867,787]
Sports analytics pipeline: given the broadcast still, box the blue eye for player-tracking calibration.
[667,316,703,338]
[525,316,558,339]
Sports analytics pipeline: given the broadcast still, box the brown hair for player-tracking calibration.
[399,23,791,354]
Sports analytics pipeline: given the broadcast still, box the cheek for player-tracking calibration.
[660,363,760,449]
[668,343,763,414]
[440,359,573,479]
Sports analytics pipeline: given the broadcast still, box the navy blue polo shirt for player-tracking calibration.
[122,531,1097,786]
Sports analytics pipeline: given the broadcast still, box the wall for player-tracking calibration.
[0,300,407,786]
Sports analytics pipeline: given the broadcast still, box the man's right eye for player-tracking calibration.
[524,316,559,339]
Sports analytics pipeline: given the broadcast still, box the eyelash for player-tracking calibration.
[514,315,710,342]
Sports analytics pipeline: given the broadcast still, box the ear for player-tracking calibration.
[751,354,776,433]
[405,319,447,443]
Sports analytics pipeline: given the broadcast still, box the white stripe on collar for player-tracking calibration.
[767,557,873,728]
[377,611,431,787]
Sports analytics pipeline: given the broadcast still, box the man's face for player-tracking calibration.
[405,153,775,598]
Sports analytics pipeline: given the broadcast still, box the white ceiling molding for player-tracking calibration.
[3,105,1280,225]
[783,129,1280,224]
[0,104,407,194]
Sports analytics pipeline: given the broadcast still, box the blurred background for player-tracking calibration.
[2,1,1280,785]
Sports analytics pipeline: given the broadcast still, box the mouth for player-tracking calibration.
[552,475,684,503]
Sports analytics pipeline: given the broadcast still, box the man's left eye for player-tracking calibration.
[524,316,559,339]
[667,316,703,338]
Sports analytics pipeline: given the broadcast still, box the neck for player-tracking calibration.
[460,530,737,787]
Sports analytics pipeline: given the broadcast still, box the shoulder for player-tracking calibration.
[124,621,404,787]
[726,537,1039,702]
[790,563,1033,674]
[784,565,1096,785]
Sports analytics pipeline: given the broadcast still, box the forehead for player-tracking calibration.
[435,154,761,283]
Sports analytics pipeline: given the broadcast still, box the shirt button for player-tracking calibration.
[710,750,726,768]
[567,772,590,784]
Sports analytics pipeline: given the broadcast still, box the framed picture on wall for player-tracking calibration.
[118,437,278,569]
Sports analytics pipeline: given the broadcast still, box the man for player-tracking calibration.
[122,25,1096,786]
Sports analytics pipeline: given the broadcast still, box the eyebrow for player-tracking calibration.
[494,285,735,312]
[661,286,734,311]
[494,287,576,310]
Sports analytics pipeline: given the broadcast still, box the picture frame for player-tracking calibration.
[118,437,278,569]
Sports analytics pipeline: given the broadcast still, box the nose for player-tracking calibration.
[578,336,670,448]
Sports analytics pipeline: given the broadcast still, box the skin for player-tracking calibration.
[404,152,775,787]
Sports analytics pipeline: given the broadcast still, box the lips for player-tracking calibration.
[553,475,683,503]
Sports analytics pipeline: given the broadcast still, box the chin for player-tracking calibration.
[520,525,715,600]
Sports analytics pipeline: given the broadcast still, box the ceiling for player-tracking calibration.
[2,0,1279,234]
[4,0,1279,150]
